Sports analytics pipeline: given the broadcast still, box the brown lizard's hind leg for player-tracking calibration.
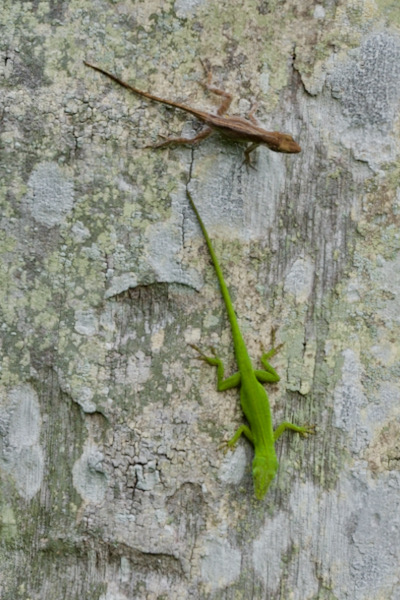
[248,102,259,125]
[148,126,213,149]
[199,60,233,116]
[241,103,261,166]
[239,142,258,169]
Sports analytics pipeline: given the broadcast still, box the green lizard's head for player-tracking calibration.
[252,455,279,500]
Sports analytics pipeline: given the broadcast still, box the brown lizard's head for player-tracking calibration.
[252,454,279,499]
[272,132,301,153]
[260,131,301,154]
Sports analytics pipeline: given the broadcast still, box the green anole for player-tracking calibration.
[187,189,314,499]
[83,61,301,164]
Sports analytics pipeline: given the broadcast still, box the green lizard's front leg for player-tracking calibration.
[190,344,241,390]
[225,424,254,448]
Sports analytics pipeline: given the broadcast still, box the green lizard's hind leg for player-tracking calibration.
[254,367,280,384]
[274,422,315,441]
[255,333,283,384]
[190,344,241,391]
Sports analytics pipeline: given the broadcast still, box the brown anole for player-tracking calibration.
[83,61,301,163]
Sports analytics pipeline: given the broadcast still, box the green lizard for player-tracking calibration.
[187,189,314,499]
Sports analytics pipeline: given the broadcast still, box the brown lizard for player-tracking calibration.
[83,60,301,163]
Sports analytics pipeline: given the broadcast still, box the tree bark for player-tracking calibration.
[1,1,400,599]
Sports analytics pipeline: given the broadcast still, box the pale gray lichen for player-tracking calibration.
[22,162,74,227]
[0,384,44,500]
[200,537,242,591]
[72,443,108,503]
[283,256,315,304]
[329,33,400,130]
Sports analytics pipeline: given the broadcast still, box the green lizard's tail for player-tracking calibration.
[187,190,245,351]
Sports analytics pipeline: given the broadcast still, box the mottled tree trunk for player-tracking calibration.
[1,1,400,599]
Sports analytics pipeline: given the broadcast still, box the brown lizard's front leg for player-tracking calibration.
[149,126,213,149]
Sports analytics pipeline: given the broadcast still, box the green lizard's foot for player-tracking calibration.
[218,439,232,454]
[260,343,283,360]
[189,343,206,356]
[274,421,316,441]
[299,423,316,437]
[260,329,284,361]
[190,344,239,391]
[190,343,213,356]
[189,343,203,355]
[189,344,220,365]
[218,436,239,454]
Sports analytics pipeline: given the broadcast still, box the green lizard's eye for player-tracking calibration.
[252,456,279,500]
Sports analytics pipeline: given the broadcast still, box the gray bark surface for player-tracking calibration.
[1,1,400,599]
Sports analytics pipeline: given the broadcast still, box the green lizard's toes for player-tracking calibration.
[260,332,284,360]
[262,342,284,359]
[218,439,235,454]
[270,328,284,350]
[189,343,217,358]
[189,344,208,360]
[301,424,316,437]
[189,343,203,353]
